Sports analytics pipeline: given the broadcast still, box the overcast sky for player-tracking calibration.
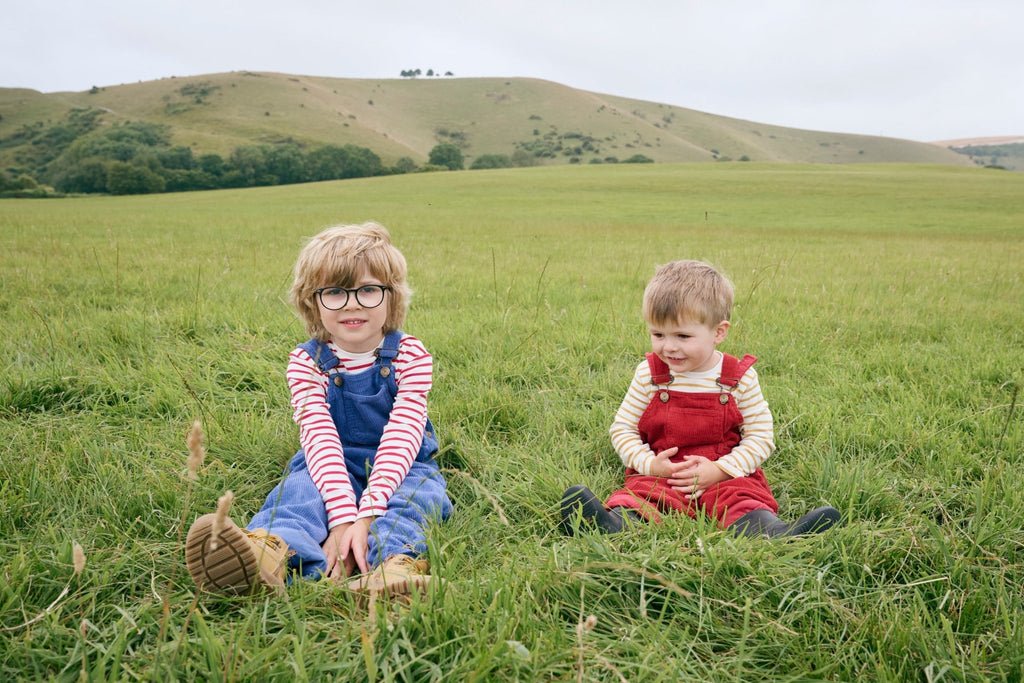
[2,0,1020,142]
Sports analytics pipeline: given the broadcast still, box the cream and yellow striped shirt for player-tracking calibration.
[609,352,775,479]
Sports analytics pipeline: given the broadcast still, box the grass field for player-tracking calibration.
[1,163,1022,681]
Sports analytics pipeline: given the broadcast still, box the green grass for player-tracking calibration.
[1,162,1022,681]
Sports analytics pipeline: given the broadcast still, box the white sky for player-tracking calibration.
[2,0,1021,142]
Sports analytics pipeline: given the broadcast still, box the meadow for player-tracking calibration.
[1,162,1022,681]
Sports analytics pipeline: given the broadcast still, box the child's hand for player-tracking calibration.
[339,517,372,575]
[649,446,684,478]
[668,455,730,498]
[322,524,356,580]
[322,517,373,580]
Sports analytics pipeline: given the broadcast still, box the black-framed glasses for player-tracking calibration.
[314,284,390,310]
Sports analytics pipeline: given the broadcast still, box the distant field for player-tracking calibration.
[1,163,1022,680]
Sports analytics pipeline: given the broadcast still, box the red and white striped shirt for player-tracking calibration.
[286,334,433,528]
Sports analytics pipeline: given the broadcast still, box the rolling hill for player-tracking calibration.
[931,136,1024,172]
[0,71,974,179]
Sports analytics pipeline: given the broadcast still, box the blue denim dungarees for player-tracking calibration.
[247,330,452,579]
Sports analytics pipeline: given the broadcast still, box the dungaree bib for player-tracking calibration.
[247,330,452,578]
[604,351,778,528]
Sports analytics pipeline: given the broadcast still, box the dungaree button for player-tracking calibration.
[333,376,344,387]
[380,366,391,378]
[659,391,669,403]
[719,393,729,404]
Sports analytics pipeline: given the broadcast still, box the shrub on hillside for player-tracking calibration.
[392,157,418,174]
[470,154,513,170]
[106,162,166,195]
[429,143,464,170]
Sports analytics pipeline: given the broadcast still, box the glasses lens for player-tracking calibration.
[355,285,386,308]
[318,288,349,309]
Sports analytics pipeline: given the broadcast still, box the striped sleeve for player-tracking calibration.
[356,334,432,519]
[609,361,658,474]
[715,366,775,478]
[287,347,358,528]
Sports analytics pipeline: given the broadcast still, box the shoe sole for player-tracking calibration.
[185,513,284,596]
[348,571,434,608]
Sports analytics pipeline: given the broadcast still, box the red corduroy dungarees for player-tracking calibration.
[604,351,778,528]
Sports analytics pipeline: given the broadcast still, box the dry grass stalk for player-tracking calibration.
[1,541,87,632]
[73,542,86,575]
[186,420,205,481]
[209,490,234,550]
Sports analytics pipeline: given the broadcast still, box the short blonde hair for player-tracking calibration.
[642,260,733,327]
[290,222,412,341]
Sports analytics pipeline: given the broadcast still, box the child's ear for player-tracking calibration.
[714,320,730,344]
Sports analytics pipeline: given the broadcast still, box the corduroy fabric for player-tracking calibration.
[247,330,451,578]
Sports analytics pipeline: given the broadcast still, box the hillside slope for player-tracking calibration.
[1,71,972,168]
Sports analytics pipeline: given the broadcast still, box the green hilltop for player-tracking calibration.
[1,71,971,170]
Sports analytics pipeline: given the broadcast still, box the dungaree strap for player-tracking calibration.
[373,330,404,399]
[717,353,757,389]
[375,330,403,363]
[647,352,757,390]
[298,339,340,373]
[646,352,672,386]
[297,332,404,372]
[297,331,404,391]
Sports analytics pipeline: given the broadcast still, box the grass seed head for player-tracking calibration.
[73,542,86,575]
[186,420,205,481]
[210,490,234,550]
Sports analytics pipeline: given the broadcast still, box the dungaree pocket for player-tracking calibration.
[340,381,394,448]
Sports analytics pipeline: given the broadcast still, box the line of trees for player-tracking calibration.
[54,140,392,195]
[399,69,454,78]
[0,112,420,197]
[1,108,661,198]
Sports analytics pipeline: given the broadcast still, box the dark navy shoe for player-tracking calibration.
[731,506,841,538]
[560,485,640,535]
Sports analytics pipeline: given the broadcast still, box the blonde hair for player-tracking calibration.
[290,222,412,341]
[642,260,733,327]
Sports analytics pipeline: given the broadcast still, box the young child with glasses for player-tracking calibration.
[186,222,451,602]
[560,260,840,538]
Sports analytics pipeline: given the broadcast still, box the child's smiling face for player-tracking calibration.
[648,317,729,374]
[317,268,389,354]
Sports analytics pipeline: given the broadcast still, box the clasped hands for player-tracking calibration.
[649,447,730,499]
[321,517,373,581]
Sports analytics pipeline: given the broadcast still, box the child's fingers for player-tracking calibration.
[656,446,679,459]
[328,557,344,580]
[322,534,344,579]
[323,546,342,580]
[354,545,369,574]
